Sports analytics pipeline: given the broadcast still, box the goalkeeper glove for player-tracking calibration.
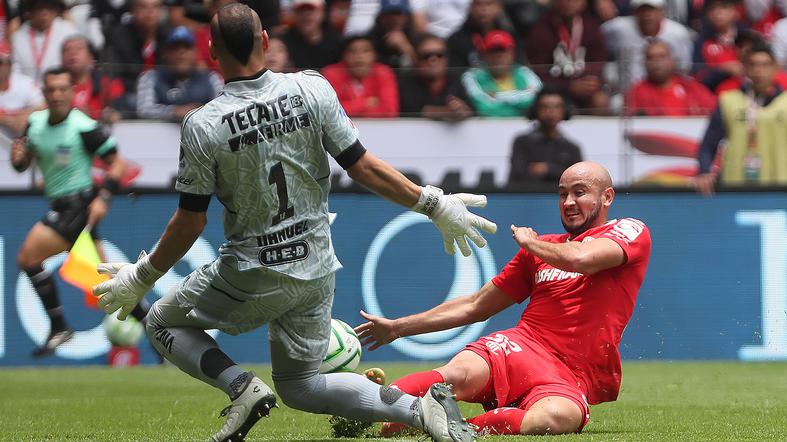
[412,185,497,257]
[93,250,165,320]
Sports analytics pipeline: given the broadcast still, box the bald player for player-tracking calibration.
[357,162,652,436]
[91,3,490,442]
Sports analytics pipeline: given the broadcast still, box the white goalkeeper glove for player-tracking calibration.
[412,185,498,257]
[93,250,165,320]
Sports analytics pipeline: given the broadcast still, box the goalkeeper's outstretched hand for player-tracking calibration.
[93,250,164,320]
[413,185,497,257]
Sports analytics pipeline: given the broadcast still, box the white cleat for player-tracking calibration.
[211,372,277,442]
[419,383,476,442]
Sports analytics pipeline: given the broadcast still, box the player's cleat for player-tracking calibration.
[364,367,387,385]
[211,372,277,442]
[419,383,476,442]
[31,328,74,358]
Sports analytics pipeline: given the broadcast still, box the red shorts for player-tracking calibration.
[464,326,591,432]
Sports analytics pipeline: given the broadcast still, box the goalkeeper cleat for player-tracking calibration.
[31,328,74,358]
[211,372,277,442]
[419,383,476,442]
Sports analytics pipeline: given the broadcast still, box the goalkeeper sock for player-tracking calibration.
[467,407,525,435]
[390,370,445,396]
[25,265,67,331]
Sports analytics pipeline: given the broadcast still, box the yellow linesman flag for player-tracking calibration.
[59,229,107,309]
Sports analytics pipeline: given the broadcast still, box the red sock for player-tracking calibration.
[390,370,445,397]
[381,370,446,437]
[467,407,526,435]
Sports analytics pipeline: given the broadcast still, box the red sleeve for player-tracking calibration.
[627,82,646,116]
[692,81,717,114]
[597,218,651,265]
[491,249,536,303]
[369,64,399,117]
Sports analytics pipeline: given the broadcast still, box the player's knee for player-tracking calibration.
[17,250,41,271]
[523,404,582,435]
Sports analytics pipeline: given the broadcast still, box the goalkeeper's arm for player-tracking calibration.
[346,151,497,256]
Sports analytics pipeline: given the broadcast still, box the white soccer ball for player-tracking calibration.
[102,313,145,347]
[320,318,362,374]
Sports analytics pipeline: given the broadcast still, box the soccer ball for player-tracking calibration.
[102,313,145,347]
[321,319,362,374]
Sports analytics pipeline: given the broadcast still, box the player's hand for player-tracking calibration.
[10,136,28,168]
[355,310,399,351]
[414,186,497,256]
[87,196,108,226]
[691,173,716,196]
[511,224,538,249]
[93,251,164,320]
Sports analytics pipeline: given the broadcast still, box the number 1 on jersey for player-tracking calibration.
[269,162,295,225]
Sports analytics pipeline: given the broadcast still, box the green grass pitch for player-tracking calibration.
[1,361,785,441]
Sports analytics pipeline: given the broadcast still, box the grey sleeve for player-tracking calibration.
[175,113,216,195]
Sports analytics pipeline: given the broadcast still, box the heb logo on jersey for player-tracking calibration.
[535,267,582,284]
[220,94,309,152]
[259,240,309,266]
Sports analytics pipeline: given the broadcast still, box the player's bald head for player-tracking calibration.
[560,161,613,192]
[210,2,262,65]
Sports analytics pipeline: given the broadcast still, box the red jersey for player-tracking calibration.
[321,62,399,118]
[627,75,717,116]
[716,72,787,93]
[491,218,651,404]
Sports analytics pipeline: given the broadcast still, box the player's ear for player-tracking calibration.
[208,39,217,61]
[261,30,269,52]
[602,187,615,207]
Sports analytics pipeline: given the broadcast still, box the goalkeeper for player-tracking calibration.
[92,4,494,442]
[10,67,149,358]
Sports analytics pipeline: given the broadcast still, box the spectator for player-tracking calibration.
[63,0,105,50]
[280,0,342,70]
[767,13,787,66]
[61,35,124,122]
[447,0,511,68]
[694,0,746,92]
[397,33,473,119]
[526,0,609,115]
[0,0,16,42]
[417,0,472,38]
[717,30,787,92]
[0,40,45,135]
[103,0,169,111]
[136,26,222,121]
[194,0,235,72]
[627,40,717,115]
[267,37,294,73]
[11,0,79,82]
[321,36,399,117]
[509,86,582,184]
[743,0,785,38]
[457,30,542,116]
[602,0,693,90]
[367,0,418,69]
[695,41,787,194]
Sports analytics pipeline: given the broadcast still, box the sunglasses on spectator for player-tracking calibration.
[419,51,446,61]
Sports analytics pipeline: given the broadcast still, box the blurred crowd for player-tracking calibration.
[3,0,787,123]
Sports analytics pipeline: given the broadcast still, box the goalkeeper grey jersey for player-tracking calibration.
[175,69,364,280]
